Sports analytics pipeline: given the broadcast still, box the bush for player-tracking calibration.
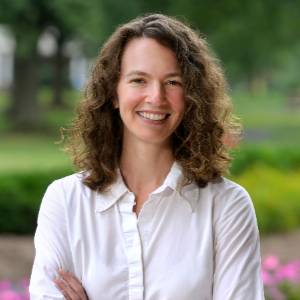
[232,165,300,234]
[0,168,71,234]
[230,145,300,175]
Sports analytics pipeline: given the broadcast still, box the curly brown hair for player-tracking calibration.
[66,13,241,191]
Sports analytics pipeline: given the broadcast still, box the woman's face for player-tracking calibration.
[116,37,185,148]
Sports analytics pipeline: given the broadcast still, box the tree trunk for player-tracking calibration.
[7,54,40,130]
[52,41,67,108]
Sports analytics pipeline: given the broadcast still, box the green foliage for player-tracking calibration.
[0,168,71,234]
[280,283,300,300]
[0,0,105,56]
[230,145,300,175]
[232,165,300,234]
[170,0,300,84]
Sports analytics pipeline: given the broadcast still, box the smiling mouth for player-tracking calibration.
[137,112,170,121]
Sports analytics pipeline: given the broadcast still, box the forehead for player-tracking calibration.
[120,37,181,74]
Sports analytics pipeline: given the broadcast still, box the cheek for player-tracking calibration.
[170,91,185,115]
[118,95,143,122]
[118,87,144,109]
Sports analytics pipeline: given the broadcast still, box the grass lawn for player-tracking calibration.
[232,90,300,128]
[0,134,72,173]
[231,90,300,146]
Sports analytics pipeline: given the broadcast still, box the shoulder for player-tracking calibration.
[37,173,99,226]
[208,177,257,228]
[210,176,253,208]
[187,177,255,219]
[189,177,251,207]
[42,172,95,208]
[181,177,253,216]
[209,176,249,198]
[47,172,91,195]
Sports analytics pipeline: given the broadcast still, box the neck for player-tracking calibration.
[120,139,174,194]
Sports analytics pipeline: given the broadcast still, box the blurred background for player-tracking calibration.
[0,0,300,298]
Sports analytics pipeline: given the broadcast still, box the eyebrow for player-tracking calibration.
[124,70,182,78]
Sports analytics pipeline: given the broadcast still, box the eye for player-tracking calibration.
[166,79,182,86]
[130,78,146,84]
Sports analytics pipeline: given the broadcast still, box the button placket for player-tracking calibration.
[118,193,144,300]
[137,194,157,246]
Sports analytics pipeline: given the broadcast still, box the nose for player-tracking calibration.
[146,82,165,105]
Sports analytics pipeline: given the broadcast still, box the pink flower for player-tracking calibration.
[262,269,276,286]
[0,281,11,291]
[263,255,280,271]
[0,290,23,300]
[275,262,300,283]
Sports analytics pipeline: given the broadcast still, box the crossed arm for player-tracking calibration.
[54,270,88,300]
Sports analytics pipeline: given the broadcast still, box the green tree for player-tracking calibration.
[170,0,300,91]
[0,0,104,128]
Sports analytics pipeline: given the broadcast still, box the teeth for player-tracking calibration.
[138,112,167,121]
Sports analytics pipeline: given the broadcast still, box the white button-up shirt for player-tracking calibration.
[30,162,264,299]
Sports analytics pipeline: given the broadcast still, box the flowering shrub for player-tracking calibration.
[0,279,29,300]
[263,256,300,300]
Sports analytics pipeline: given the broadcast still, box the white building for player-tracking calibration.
[0,25,88,90]
[0,25,15,89]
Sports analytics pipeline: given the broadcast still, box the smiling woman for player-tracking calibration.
[29,14,265,300]
[116,38,185,149]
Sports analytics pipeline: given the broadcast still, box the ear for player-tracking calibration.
[113,98,119,108]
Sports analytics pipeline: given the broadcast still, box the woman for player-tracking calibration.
[30,14,265,299]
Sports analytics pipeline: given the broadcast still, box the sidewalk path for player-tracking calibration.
[1,230,300,282]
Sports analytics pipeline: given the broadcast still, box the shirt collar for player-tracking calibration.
[152,162,199,212]
[95,161,198,213]
[95,170,129,212]
[150,161,184,194]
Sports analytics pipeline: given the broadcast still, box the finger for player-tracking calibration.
[58,270,88,300]
[54,277,73,300]
[58,270,86,298]
[55,277,84,300]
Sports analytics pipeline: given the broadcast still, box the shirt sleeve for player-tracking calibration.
[29,180,73,299]
[212,184,265,300]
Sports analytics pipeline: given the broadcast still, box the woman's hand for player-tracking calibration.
[54,270,89,300]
